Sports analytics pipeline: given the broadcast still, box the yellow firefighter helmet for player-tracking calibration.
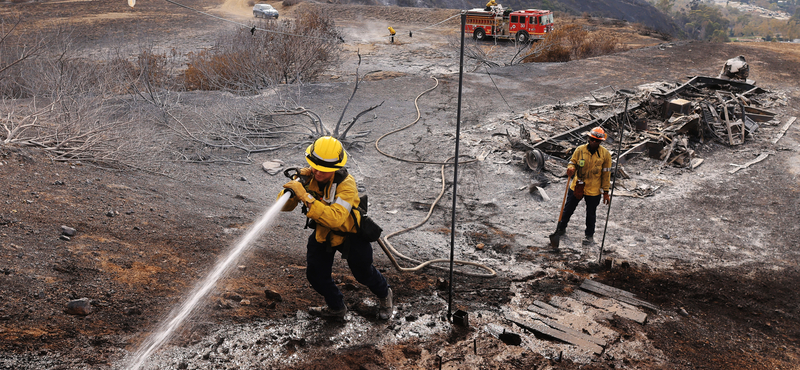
[305,136,348,172]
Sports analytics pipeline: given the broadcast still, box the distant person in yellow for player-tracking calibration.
[550,127,612,247]
[279,136,393,320]
[484,0,497,11]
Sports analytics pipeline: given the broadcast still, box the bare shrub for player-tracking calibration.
[182,50,218,91]
[633,22,652,36]
[182,7,341,94]
[522,26,572,63]
[13,35,106,99]
[0,15,48,98]
[447,33,538,68]
[595,34,619,54]
[102,56,138,95]
[183,35,268,92]
[135,50,175,90]
[1,86,136,167]
[155,97,315,164]
[530,43,571,62]
[1,16,298,171]
[522,23,620,63]
[561,24,589,59]
[605,19,627,27]
[446,34,503,69]
[155,54,385,167]
[282,0,302,6]
[122,45,188,109]
[577,33,618,59]
[0,23,150,169]
[0,9,360,170]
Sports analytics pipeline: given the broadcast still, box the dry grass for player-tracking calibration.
[570,16,665,49]
[737,42,800,63]
[524,24,620,62]
[522,15,666,63]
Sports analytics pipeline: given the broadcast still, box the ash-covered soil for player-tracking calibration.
[2,1,800,369]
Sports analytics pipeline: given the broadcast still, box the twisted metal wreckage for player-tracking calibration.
[513,75,792,197]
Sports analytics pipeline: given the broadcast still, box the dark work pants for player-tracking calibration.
[306,233,389,310]
[557,189,602,237]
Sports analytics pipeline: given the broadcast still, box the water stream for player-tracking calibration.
[124,192,292,370]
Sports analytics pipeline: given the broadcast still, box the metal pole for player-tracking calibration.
[598,97,628,264]
[448,12,467,322]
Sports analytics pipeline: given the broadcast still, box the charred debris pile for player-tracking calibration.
[508,75,793,195]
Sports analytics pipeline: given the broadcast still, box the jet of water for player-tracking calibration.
[125,191,292,370]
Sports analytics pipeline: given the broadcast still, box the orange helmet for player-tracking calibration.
[588,127,606,141]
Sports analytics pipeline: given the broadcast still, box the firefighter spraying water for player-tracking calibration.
[278,136,393,321]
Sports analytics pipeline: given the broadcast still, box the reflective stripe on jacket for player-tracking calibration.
[281,169,361,247]
[567,144,611,196]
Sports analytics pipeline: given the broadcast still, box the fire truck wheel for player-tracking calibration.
[515,31,529,43]
[473,28,486,41]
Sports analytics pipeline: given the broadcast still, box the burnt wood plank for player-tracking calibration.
[504,313,603,355]
[582,279,637,298]
[524,311,607,346]
[532,300,562,312]
[526,300,568,320]
[619,139,650,165]
[579,280,659,311]
[527,304,561,320]
[572,290,648,324]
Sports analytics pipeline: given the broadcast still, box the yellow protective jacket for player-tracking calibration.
[280,169,361,247]
[567,144,612,196]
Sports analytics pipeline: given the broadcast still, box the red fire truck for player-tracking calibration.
[464,5,554,43]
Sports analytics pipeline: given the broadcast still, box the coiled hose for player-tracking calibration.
[374,77,496,278]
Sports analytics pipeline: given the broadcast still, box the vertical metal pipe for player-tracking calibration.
[598,97,628,263]
[448,11,467,322]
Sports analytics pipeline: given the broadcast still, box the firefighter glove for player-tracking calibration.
[283,181,314,204]
[566,167,575,178]
[603,192,610,205]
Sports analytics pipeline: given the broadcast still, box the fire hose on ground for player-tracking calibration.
[374,76,496,278]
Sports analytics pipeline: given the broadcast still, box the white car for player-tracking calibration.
[253,4,279,19]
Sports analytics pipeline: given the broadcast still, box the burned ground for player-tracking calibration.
[2,0,800,369]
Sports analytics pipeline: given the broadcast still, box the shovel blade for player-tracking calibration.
[549,232,560,249]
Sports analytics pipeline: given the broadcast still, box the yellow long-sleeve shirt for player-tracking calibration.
[281,169,361,247]
[567,144,612,196]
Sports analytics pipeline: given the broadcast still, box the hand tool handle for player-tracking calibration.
[557,174,571,224]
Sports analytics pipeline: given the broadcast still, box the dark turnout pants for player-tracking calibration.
[306,233,389,310]
[557,189,602,237]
